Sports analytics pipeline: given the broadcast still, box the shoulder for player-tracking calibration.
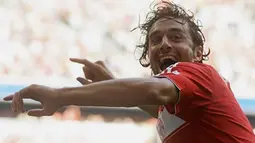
[161,62,214,78]
[175,62,213,71]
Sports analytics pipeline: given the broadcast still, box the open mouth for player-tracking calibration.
[160,58,177,71]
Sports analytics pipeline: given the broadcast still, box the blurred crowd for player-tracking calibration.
[0,0,255,93]
[0,0,150,81]
[0,1,255,142]
[0,106,254,143]
[0,106,159,143]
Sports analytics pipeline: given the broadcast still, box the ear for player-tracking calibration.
[193,46,203,62]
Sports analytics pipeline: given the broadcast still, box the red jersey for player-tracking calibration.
[155,62,255,143]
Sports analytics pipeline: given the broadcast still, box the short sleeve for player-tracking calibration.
[155,62,213,120]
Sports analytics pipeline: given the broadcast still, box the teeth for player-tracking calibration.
[160,56,175,63]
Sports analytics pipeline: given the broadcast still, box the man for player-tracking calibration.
[3,1,255,143]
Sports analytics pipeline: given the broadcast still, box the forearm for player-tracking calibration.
[58,78,176,107]
[108,78,159,118]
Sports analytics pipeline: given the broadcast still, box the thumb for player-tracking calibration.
[76,77,91,85]
[27,109,45,117]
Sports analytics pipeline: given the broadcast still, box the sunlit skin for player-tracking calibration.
[2,2,255,141]
[147,18,203,75]
[2,18,203,117]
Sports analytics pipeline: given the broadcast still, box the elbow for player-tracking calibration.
[149,79,179,105]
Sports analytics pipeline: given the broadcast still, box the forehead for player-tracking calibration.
[149,18,190,36]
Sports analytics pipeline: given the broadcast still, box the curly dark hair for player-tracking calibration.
[133,1,210,67]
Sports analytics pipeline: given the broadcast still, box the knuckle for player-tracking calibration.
[26,84,37,94]
[29,84,37,88]
[96,60,104,64]
[96,61,106,67]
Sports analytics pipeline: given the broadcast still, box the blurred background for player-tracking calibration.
[0,0,255,142]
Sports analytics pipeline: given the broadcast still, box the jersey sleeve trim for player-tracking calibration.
[154,75,181,115]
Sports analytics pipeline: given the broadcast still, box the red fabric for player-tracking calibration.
[156,62,255,143]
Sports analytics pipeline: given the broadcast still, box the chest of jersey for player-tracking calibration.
[157,106,186,142]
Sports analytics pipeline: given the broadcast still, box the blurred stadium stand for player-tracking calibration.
[0,0,255,142]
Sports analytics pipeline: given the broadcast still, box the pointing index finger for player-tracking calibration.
[70,58,96,67]
[3,86,36,101]
[3,95,14,101]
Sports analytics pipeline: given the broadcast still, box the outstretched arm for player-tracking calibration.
[59,78,178,107]
[4,77,178,117]
[69,58,170,118]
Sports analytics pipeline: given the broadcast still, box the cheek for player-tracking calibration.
[178,46,194,61]
[148,47,158,66]
[148,47,156,60]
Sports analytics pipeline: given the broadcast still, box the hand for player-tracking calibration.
[3,84,61,117]
[70,58,114,85]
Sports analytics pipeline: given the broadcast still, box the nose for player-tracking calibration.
[160,36,172,53]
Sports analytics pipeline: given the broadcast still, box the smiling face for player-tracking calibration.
[148,18,203,75]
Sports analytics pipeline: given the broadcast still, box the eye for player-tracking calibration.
[169,33,182,42]
[150,35,162,45]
